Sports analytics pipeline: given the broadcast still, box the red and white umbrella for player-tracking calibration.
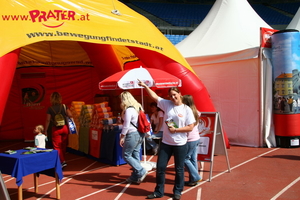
[99,66,182,90]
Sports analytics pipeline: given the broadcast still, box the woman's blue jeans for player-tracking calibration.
[146,131,163,150]
[153,142,187,197]
[122,131,145,181]
[184,139,201,182]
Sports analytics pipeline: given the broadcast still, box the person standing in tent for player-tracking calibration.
[45,92,72,168]
[182,95,202,186]
[34,125,48,149]
[145,102,164,155]
[119,91,148,184]
[138,80,195,200]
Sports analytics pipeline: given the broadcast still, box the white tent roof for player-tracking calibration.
[286,7,300,30]
[176,0,272,58]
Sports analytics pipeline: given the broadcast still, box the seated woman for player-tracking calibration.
[146,102,164,155]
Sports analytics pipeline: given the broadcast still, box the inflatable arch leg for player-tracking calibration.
[0,49,20,124]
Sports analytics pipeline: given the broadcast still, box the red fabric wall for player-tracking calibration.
[0,66,100,140]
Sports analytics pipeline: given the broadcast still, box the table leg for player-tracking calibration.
[55,173,60,199]
[34,173,38,193]
[18,184,22,200]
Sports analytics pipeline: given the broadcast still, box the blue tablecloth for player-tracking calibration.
[100,128,127,166]
[0,149,63,186]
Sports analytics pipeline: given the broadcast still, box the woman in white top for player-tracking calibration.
[138,80,195,200]
[119,91,148,184]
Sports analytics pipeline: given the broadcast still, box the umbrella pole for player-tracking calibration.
[141,88,144,108]
[141,136,153,171]
[141,87,147,162]
[143,138,147,163]
[140,88,154,171]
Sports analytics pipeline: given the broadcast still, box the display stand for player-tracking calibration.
[89,128,103,158]
[197,112,231,182]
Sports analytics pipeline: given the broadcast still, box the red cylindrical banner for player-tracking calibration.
[273,114,300,137]
[271,30,300,148]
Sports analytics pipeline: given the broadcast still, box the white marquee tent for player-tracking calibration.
[287,7,300,30]
[176,0,276,147]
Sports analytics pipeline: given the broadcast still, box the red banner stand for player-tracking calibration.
[89,128,103,158]
[274,114,300,148]
[197,112,231,181]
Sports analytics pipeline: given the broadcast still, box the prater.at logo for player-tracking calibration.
[122,82,134,88]
[263,31,273,45]
[29,9,90,28]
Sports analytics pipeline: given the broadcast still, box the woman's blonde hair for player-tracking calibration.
[50,92,62,106]
[119,91,143,113]
[36,125,44,133]
[182,95,199,125]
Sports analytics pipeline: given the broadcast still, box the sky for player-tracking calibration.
[272,31,300,80]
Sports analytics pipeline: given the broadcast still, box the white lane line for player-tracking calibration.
[9,162,137,198]
[80,161,98,171]
[114,183,131,200]
[36,186,57,200]
[20,148,280,199]
[76,181,126,200]
[112,169,159,200]
[229,148,279,171]
[147,155,155,161]
[74,164,168,200]
[166,148,280,200]
[8,163,117,198]
[78,147,278,200]
[270,176,300,200]
[26,162,107,199]
[76,170,160,200]
[197,188,202,200]
[36,176,80,200]
[204,148,279,181]
[4,177,14,183]
[37,163,108,198]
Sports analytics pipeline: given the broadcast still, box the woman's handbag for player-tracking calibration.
[63,104,77,134]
